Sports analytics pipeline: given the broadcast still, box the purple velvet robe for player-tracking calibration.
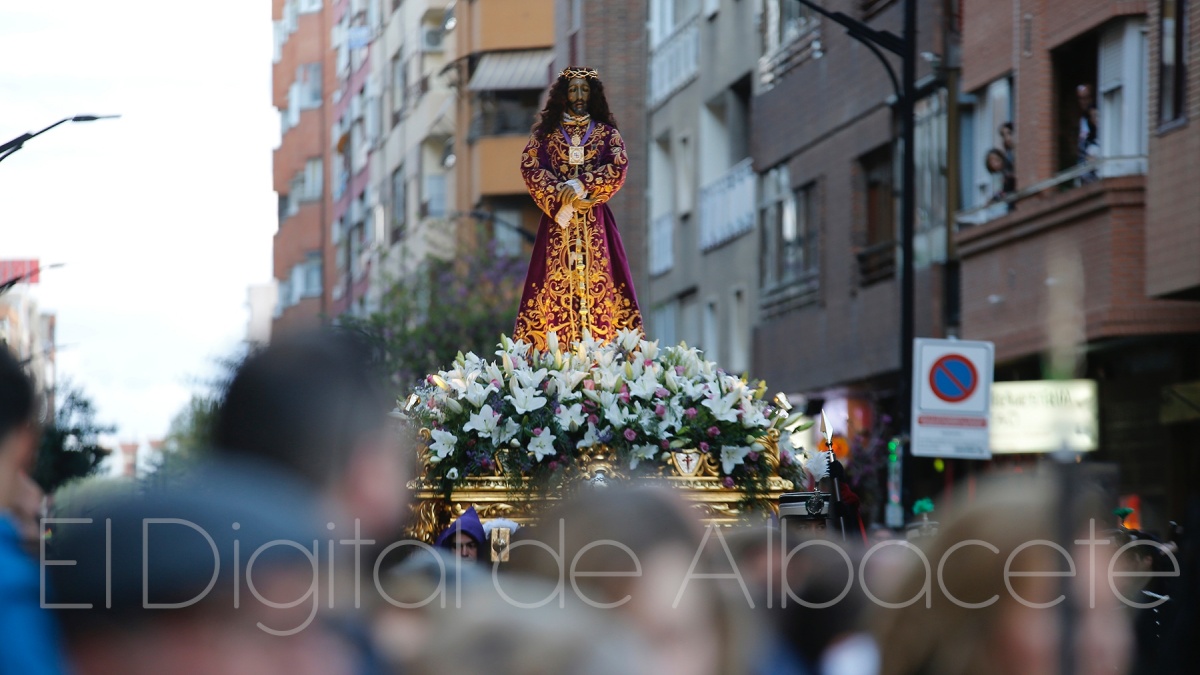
[513,121,643,350]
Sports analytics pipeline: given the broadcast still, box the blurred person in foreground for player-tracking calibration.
[507,486,807,675]
[873,473,1133,675]
[47,476,354,675]
[0,346,68,674]
[209,328,409,541]
[1108,528,1180,675]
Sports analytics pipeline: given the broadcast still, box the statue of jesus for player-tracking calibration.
[512,66,643,350]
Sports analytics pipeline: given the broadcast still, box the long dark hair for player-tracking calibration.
[532,70,618,139]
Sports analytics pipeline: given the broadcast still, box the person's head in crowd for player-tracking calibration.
[212,328,407,537]
[999,122,1015,151]
[372,546,489,668]
[47,480,354,675]
[404,576,649,675]
[1108,528,1172,600]
[0,347,39,529]
[435,505,486,562]
[508,486,760,675]
[873,474,1132,675]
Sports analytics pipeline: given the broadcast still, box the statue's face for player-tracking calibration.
[567,77,590,116]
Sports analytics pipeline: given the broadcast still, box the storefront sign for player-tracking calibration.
[990,380,1099,454]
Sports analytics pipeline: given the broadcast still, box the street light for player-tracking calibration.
[0,262,65,297]
[790,0,917,519]
[0,115,121,164]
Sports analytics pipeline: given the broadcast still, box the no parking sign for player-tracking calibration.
[912,338,994,459]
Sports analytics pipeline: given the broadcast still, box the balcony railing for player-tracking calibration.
[856,241,895,286]
[698,159,756,252]
[956,155,1147,229]
[648,17,700,108]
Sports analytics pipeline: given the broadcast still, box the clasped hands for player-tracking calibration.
[556,182,595,210]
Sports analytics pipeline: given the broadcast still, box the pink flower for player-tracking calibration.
[619,390,631,404]
[747,451,759,463]
[723,477,735,488]
[645,359,654,367]
[661,440,670,449]
[685,407,697,419]
[780,450,792,465]
[555,405,562,414]
[675,366,685,375]
[655,404,667,417]
[623,428,637,441]
[491,379,501,387]
[532,427,542,436]
[588,414,599,425]
[549,461,559,471]
[699,442,710,453]
[583,380,596,390]
[655,387,669,398]
[707,426,720,437]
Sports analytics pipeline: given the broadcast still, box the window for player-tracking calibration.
[858,144,895,285]
[1160,0,1188,124]
[298,0,321,13]
[391,55,406,116]
[649,213,675,276]
[758,165,790,288]
[301,158,323,202]
[493,209,523,258]
[302,252,322,297]
[652,302,679,348]
[1097,17,1149,175]
[297,63,322,110]
[702,300,719,361]
[913,91,948,268]
[423,173,446,218]
[764,0,814,55]
[278,194,290,223]
[391,167,406,242]
[651,0,699,46]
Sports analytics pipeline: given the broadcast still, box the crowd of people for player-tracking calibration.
[2,331,1196,675]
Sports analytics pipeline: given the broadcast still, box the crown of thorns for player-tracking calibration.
[559,67,599,80]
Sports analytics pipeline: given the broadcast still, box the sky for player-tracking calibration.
[1,1,280,439]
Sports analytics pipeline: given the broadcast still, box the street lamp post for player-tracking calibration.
[0,115,121,164]
[791,0,917,519]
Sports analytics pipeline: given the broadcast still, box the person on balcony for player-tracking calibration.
[513,67,643,350]
[1077,84,1100,183]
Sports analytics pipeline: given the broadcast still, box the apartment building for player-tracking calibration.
[645,0,763,375]
[272,0,335,333]
[448,0,555,255]
[956,0,1200,527]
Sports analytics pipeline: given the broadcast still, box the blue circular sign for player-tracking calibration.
[929,354,978,403]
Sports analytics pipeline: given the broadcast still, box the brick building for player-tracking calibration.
[272,0,336,334]
[749,0,950,521]
[955,0,1200,530]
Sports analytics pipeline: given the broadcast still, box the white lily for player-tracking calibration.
[529,430,557,461]
[739,398,771,428]
[446,467,459,480]
[617,328,641,352]
[637,339,660,361]
[720,445,752,475]
[514,367,549,390]
[576,422,600,449]
[703,392,742,423]
[494,418,521,445]
[429,429,458,460]
[447,369,481,396]
[463,404,499,440]
[483,362,505,386]
[604,400,628,429]
[463,380,497,409]
[548,369,588,401]
[628,371,660,400]
[546,330,560,356]
[629,443,658,470]
[507,384,547,415]
[555,402,586,432]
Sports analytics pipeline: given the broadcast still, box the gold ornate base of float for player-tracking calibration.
[407,432,794,543]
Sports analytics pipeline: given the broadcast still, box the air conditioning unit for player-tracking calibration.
[421,26,444,52]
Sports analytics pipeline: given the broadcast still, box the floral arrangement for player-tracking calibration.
[407,329,811,507]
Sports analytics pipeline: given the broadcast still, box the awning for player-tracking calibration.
[467,49,554,91]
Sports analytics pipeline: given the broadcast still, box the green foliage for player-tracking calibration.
[339,240,526,397]
[33,382,115,494]
[912,497,935,515]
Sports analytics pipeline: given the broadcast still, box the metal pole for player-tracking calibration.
[898,0,918,522]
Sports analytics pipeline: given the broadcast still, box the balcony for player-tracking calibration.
[855,241,895,287]
[698,159,755,251]
[648,17,699,108]
[956,155,1147,230]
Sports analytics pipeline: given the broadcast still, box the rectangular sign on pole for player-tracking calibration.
[912,338,994,459]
